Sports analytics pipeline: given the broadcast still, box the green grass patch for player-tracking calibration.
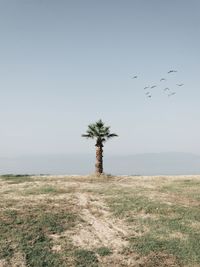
[0,174,33,184]
[24,186,68,195]
[0,202,79,266]
[104,186,200,266]
[74,249,99,267]
[96,246,112,256]
[161,179,200,200]
[107,193,171,218]
[129,232,200,265]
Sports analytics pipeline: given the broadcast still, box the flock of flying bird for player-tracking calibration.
[131,70,184,99]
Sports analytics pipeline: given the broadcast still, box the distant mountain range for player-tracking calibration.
[0,152,200,175]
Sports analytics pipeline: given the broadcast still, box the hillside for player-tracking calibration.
[0,174,200,266]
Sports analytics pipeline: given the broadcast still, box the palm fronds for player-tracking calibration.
[82,119,118,144]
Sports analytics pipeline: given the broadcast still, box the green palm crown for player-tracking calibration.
[82,119,118,146]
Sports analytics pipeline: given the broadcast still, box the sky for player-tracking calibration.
[0,0,200,169]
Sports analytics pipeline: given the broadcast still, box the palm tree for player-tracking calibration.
[82,119,118,175]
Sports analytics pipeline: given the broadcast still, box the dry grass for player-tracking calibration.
[0,174,199,266]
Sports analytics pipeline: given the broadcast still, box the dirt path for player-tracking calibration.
[72,192,128,251]
[69,192,142,266]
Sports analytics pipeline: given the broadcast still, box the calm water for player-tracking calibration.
[1,153,200,175]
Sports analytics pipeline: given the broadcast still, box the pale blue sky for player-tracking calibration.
[0,0,200,158]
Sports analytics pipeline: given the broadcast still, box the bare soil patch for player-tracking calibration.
[71,192,128,250]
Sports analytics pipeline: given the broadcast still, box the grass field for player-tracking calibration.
[0,174,199,267]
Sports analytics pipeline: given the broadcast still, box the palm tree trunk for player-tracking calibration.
[95,145,103,175]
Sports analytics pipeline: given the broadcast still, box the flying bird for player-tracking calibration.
[176,83,184,87]
[168,92,176,97]
[144,86,149,90]
[160,78,166,82]
[132,75,138,79]
[145,92,150,95]
[168,70,177,74]
[147,95,152,98]
[151,85,157,89]
[164,88,170,91]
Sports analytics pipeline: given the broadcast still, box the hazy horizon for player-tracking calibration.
[1,152,200,176]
